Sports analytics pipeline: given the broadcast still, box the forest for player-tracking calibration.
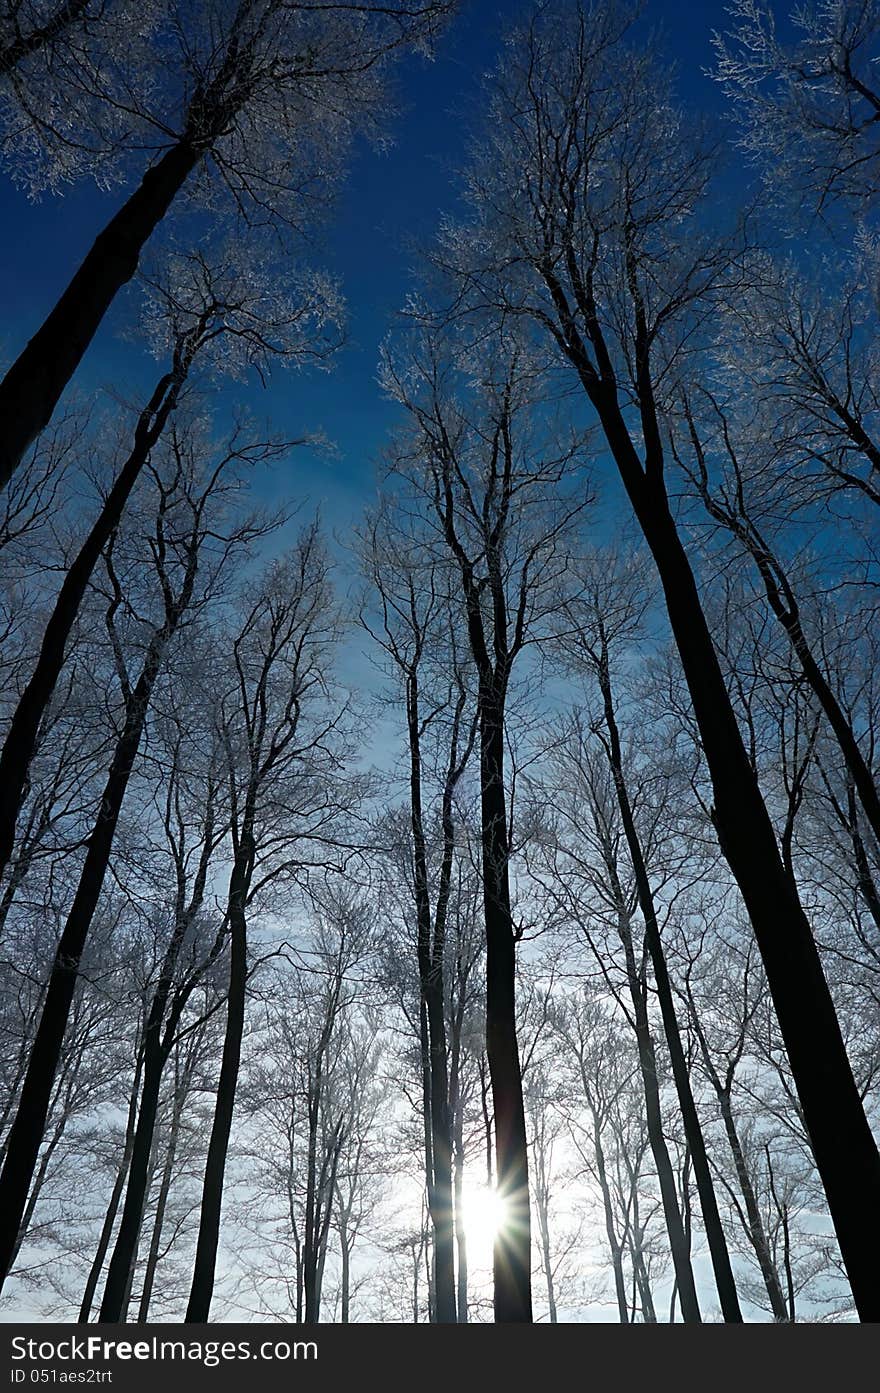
[0,0,879,1325]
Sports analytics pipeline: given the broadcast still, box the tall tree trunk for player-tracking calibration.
[480,699,532,1323]
[533,1160,557,1323]
[453,1140,468,1323]
[589,1112,628,1323]
[423,976,455,1323]
[598,830,701,1322]
[185,834,250,1321]
[79,1043,145,1322]
[0,355,193,883]
[100,878,212,1320]
[312,1146,339,1326]
[137,1047,189,1320]
[544,263,880,1316]
[339,1219,351,1325]
[628,1191,657,1324]
[406,664,458,1324]
[412,1239,420,1323]
[449,1033,468,1323]
[718,1091,789,1321]
[596,650,742,1321]
[0,140,199,490]
[118,1132,161,1322]
[0,622,184,1288]
[302,1098,321,1324]
[587,381,880,1320]
[98,1034,166,1320]
[478,1053,493,1186]
[626,953,701,1322]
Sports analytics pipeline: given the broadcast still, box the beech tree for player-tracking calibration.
[680,926,792,1321]
[532,711,704,1321]
[360,512,478,1323]
[0,420,272,1287]
[0,0,452,490]
[550,990,669,1323]
[382,334,591,1322]
[331,1020,385,1325]
[241,902,376,1323]
[3,0,880,1331]
[0,249,334,886]
[437,1,880,1318]
[97,697,230,1321]
[552,551,742,1321]
[185,523,362,1320]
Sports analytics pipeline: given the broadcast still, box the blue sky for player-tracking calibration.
[0,0,739,533]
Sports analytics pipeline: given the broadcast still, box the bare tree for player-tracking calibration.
[551,989,668,1323]
[671,385,880,856]
[97,696,231,1321]
[680,926,790,1321]
[0,0,452,488]
[438,2,880,1317]
[0,422,271,1287]
[0,249,329,886]
[332,1021,385,1324]
[532,714,703,1321]
[557,552,742,1320]
[382,335,591,1321]
[360,512,478,1323]
[186,523,362,1320]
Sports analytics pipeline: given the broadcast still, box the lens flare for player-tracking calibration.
[461,1181,510,1256]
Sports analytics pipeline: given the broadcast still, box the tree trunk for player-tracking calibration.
[717,1090,789,1321]
[137,1082,184,1323]
[185,837,250,1322]
[0,359,190,884]
[0,140,199,489]
[0,628,180,1288]
[339,1223,351,1325]
[598,827,701,1322]
[684,971,790,1322]
[100,890,209,1319]
[453,1140,468,1322]
[424,976,455,1323]
[480,700,532,1323]
[406,669,457,1324]
[533,1165,557,1322]
[79,1043,145,1322]
[626,954,701,1322]
[303,1098,321,1324]
[628,1191,657,1324]
[590,1112,629,1323]
[98,1033,165,1320]
[596,651,742,1321]
[589,384,880,1320]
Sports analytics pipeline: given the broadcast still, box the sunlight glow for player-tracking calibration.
[461,1181,510,1257]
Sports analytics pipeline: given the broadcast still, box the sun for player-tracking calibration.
[460,1179,509,1256]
